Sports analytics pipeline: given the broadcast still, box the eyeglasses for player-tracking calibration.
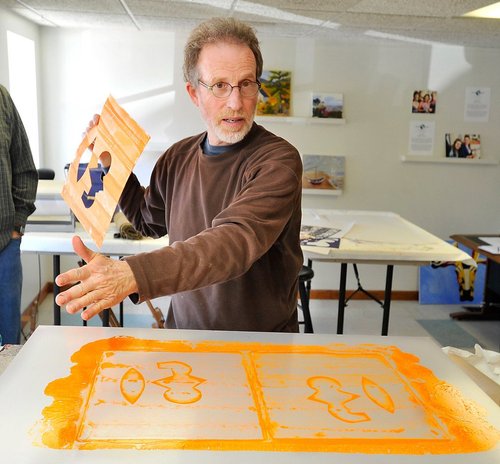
[197,79,261,98]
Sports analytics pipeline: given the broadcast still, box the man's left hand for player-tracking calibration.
[55,235,138,321]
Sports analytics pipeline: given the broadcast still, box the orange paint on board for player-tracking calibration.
[61,96,150,248]
[35,337,499,454]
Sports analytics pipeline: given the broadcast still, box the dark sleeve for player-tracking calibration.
[119,168,168,239]
[8,93,38,225]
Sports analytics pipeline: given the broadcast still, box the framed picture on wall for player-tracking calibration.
[412,90,437,114]
[312,92,343,118]
[256,70,291,116]
[302,154,345,194]
[445,133,481,159]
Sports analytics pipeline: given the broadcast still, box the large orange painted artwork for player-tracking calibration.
[36,337,499,454]
[61,96,150,248]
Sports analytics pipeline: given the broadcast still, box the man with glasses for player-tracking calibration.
[56,17,303,332]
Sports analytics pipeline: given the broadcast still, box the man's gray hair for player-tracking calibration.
[183,17,263,85]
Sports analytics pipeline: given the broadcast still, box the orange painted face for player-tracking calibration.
[36,337,499,454]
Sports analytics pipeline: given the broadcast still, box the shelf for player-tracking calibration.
[255,116,346,125]
[302,189,342,196]
[401,156,499,166]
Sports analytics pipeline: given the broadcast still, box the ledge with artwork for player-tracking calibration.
[400,155,499,166]
[255,115,346,125]
[302,187,343,196]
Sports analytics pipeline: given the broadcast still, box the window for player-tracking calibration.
[7,30,40,167]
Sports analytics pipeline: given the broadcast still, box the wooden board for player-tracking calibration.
[61,96,150,248]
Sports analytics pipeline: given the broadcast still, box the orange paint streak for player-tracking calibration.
[120,367,145,404]
[36,338,499,454]
[152,361,206,404]
[307,376,370,423]
[362,376,395,414]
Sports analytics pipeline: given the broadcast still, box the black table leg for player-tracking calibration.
[102,309,110,327]
[381,265,394,336]
[53,255,61,325]
[337,263,395,336]
[119,301,124,326]
[337,263,348,334]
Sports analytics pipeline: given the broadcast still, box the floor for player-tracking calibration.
[24,295,500,352]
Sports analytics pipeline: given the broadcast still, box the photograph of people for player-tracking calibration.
[445,133,480,159]
[446,134,462,158]
[460,134,473,157]
[412,89,436,113]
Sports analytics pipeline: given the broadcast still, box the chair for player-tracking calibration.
[298,262,314,333]
[37,168,55,180]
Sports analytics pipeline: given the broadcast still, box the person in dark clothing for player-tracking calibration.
[55,17,303,332]
[0,84,38,344]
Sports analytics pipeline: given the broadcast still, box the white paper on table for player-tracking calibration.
[443,344,500,385]
[478,245,500,255]
[479,237,500,247]
[301,209,354,255]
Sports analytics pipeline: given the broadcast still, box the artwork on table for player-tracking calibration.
[300,225,343,248]
[61,96,150,248]
[412,89,437,113]
[445,133,481,159]
[35,336,499,454]
[419,241,486,304]
[256,70,291,116]
[312,92,343,118]
[302,154,344,193]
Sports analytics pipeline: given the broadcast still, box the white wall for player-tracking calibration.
[258,37,500,290]
[2,7,499,299]
[38,26,500,293]
[0,7,40,86]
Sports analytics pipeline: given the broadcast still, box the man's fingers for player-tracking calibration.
[81,302,104,321]
[63,286,102,315]
[54,236,96,288]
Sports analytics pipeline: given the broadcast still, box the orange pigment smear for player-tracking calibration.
[35,337,499,454]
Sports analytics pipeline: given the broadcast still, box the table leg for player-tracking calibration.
[102,309,110,327]
[53,255,61,325]
[381,265,394,336]
[119,256,124,326]
[337,263,348,334]
[119,301,124,326]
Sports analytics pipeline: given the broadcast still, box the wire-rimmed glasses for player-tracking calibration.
[197,79,261,98]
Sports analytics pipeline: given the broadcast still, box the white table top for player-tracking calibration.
[302,209,474,265]
[22,208,473,267]
[21,222,169,256]
[0,326,498,463]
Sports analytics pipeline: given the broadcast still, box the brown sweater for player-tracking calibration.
[120,123,303,332]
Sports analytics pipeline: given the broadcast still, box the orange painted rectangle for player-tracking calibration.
[36,337,499,454]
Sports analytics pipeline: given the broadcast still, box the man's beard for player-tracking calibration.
[213,114,253,144]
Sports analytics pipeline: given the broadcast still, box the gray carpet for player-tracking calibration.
[417,319,480,348]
